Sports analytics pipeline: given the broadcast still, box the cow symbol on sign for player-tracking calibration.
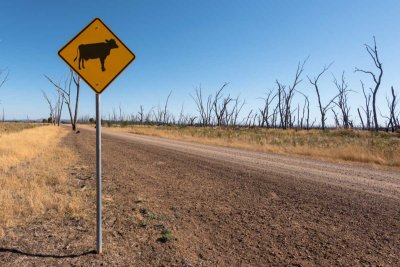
[74,39,118,72]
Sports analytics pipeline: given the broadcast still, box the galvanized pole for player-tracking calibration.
[96,93,102,254]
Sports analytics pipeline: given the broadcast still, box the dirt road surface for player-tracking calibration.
[1,126,399,266]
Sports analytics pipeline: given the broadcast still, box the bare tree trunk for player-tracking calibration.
[231,96,245,127]
[386,86,398,132]
[333,72,352,129]
[355,36,383,131]
[72,72,80,130]
[45,69,80,131]
[296,90,310,130]
[42,90,55,125]
[138,105,144,124]
[308,62,336,130]
[276,81,285,128]
[259,89,277,128]
[212,83,230,126]
[281,59,307,129]
[358,108,365,129]
[0,70,9,123]
[162,91,172,124]
[332,109,340,128]
[360,81,372,130]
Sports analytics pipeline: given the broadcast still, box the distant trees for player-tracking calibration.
[0,69,9,122]
[45,69,81,130]
[0,69,8,91]
[382,86,399,132]
[191,83,245,127]
[41,89,63,126]
[61,36,400,133]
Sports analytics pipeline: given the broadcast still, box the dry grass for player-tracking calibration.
[0,124,82,238]
[107,125,400,168]
[0,122,42,136]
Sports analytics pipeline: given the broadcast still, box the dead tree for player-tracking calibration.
[42,88,63,126]
[296,90,310,130]
[385,86,399,132]
[154,104,163,125]
[138,105,144,124]
[0,69,9,122]
[45,69,81,131]
[332,109,340,128]
[271,105,279,128]
[308,62,337,130]
[355,36,383,131]
[333,72,352,129]
[229,96,245,126]
[118,105,125,123]
[285,60,306,129]
[188,115,197,126]
[0,69,8,90]
[177,104,185,125]
[162,91,172,124]
[290,107,298,128]
[259,89,277,128]
[276,81,286,128]
[145,107,154,123]
[212,83,231,126]
[244,109,253,127]
[276,59,307,129]
[359,81,372,130]
[191,85,213,126]
[55,89,64,126]
[357,108,365,129]
[42,90,56,125]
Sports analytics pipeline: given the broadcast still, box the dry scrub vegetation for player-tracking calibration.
[0,124,83,238]
[109,125,400,168]
[0,122,40,135]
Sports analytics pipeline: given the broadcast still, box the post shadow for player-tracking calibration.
[0,247,96,258]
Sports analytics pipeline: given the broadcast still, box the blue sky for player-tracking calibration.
[0,0,399,125]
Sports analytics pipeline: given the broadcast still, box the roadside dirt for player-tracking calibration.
[1,127,399,266]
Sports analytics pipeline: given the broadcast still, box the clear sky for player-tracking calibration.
[0,0,399,125]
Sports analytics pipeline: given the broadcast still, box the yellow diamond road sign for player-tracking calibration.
[58,18,135,94]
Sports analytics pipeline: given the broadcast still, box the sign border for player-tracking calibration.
[58,17,136,94]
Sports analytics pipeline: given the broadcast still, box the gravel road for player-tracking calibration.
[1,126,399,266]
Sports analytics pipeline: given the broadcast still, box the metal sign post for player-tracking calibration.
[96,93,102,254]
[58,18,135,254]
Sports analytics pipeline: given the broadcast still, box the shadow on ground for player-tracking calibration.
[0,247,96,259]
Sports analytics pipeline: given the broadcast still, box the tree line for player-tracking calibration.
[43,37,399,132]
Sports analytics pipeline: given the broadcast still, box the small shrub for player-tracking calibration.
[158,228,174,243]
[139,208,149,215]
[139,219,147,227]
[140,208,159,220]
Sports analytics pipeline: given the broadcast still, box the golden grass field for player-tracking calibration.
[0,122,40,135]
[107,125,400,169]
[0,123,83,238]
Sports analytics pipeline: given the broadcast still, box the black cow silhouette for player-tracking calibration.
[73,39,118,72]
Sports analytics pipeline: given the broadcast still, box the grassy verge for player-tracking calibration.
[106,125,400,169]
[0,122,42,136]
[0,124,83,238]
